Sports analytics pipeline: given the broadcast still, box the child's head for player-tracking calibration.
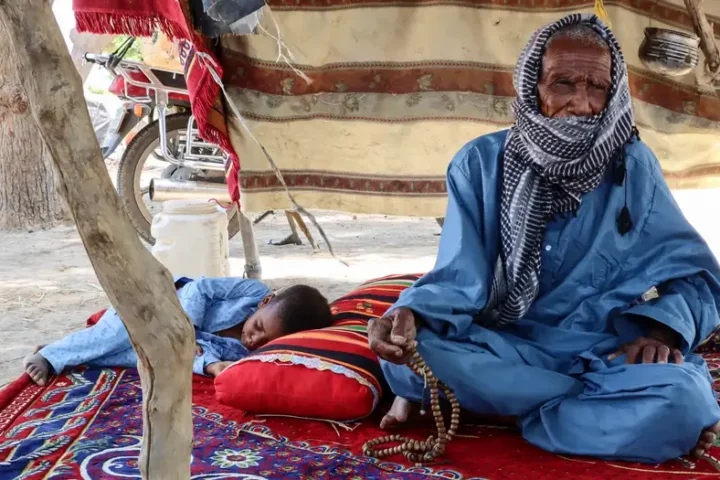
[241,285,332,350]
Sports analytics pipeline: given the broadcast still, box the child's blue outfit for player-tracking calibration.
[39,277,271,375]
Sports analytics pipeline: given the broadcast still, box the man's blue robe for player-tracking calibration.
[381,130,720,464]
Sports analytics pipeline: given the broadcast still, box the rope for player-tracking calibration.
[594,0,613,29]
[196,52,347,266]
[257,3,313,85]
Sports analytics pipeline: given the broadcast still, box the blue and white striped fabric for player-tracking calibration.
[486,14,635,326]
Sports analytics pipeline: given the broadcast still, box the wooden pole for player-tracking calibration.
[238,207,262,279]
[684,0,720,77]
[0,1,196,478]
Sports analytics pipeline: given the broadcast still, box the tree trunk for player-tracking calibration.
[0,1,196,479]
[0,22,70,230]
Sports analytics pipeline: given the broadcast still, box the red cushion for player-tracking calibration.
[214,274,422,420]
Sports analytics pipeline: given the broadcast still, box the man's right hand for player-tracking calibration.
[368,307,417,364]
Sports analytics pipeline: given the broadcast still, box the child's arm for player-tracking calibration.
[193,336,225,376]
[205,361,233,377]
[179,278,270,329]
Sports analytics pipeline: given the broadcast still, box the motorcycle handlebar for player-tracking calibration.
[84,53,110,65]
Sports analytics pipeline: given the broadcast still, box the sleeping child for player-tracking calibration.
[24,277,333,385]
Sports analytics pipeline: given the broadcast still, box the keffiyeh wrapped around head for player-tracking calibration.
[484,14,635,326]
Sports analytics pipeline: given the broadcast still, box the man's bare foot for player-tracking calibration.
[693,421,720,458]
[23,353,52,386]
[380,396,413,429]
[380,396,482,430]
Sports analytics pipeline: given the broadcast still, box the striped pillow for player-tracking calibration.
[330,273,422,322]
[214,273,422,420]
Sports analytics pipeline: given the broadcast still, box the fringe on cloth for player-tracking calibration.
[74,12,187,41]
[73,2,242,204]
[178,41,242,204]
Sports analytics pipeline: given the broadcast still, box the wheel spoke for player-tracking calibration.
[118,113,237,243]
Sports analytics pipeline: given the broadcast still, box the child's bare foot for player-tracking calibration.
[692,421,720,457]
[33,345,47,354]
[23,353,52,386]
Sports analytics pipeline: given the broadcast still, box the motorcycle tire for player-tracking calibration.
[116,112,240,245]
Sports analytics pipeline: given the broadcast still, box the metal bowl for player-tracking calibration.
[638,27,700,77]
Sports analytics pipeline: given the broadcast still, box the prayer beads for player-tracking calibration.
[362,349,460,466]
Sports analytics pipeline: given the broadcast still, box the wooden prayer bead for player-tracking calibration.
[362,345,461,466]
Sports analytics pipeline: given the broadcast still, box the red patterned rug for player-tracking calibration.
[2,357,720,479]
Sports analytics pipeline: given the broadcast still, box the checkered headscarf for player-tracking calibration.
[483,14,635,326]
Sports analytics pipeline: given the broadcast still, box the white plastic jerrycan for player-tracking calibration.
[151,199,230,278]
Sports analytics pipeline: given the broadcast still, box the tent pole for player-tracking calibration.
[238,193,262,279]
[684,0,720,82]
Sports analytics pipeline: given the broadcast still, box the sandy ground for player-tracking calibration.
[1,182,720,388]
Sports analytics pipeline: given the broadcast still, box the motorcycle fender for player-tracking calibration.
[116,110,141,138]
[101,108,142,158]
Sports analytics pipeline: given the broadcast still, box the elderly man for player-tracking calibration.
[368,14,720,464]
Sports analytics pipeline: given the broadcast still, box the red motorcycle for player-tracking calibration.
[85,39,239,244]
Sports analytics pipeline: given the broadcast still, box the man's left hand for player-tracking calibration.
[609,321,683,364]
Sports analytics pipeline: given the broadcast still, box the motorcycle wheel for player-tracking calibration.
[117,112,240,245]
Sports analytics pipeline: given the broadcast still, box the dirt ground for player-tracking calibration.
[1,185,719,388]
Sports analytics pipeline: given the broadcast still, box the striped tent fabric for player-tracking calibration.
[219,0,720,217]
[215,274,422,420]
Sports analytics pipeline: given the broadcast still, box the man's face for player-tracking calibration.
[537,36,612,118]
[241,298,286,351]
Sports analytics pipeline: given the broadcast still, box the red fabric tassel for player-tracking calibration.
[73,0,242,205]
[75,12,160,37]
